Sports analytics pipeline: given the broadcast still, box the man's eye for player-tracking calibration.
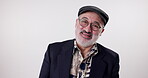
[81,20,88,23]
[81,20,88,26]
[92,25,99,28]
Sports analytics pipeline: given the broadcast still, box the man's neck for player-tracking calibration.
[76,43,94,58]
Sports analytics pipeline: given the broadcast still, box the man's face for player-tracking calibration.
[75,12,104,47]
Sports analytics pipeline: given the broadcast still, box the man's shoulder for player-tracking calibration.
[49,39,74,48]
[97,43,119,60]
[46,39,74,55]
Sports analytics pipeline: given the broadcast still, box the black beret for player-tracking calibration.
[78,6,109,26]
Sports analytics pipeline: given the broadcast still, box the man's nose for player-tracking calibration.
[84,24,92,32]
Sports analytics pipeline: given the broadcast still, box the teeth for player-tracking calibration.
[80,32,92,39]
[82,33,92,38]
[83,33,91,37]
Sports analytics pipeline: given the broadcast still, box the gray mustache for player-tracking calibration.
[81,30,92,35]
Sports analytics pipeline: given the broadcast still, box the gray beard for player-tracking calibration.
[75,34,99,48]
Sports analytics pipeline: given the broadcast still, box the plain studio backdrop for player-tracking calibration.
[0,0,148,78]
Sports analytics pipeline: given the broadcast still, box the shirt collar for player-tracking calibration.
[73,40,98,55]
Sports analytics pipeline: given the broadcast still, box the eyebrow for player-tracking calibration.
[94,21,101,26]
[81,17,88,20]
[79,16,103,26]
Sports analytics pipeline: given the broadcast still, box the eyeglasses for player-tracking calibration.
[78,17,103,31]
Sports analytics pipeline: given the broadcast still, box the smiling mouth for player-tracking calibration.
[80,32,92,40]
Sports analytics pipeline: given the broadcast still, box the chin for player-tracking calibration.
[76,34,99,47]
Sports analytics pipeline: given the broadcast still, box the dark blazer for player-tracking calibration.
[39,39,119,78]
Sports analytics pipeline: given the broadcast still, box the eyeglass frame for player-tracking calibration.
[78,17,104,31]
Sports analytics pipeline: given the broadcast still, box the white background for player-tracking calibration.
[1,0,148,78]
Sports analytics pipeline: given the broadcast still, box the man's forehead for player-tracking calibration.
[79,12,99,17]
[79,12,104,24]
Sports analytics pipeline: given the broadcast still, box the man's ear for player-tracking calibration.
[100,29,105,36]
[101,29,104,33]
[75,19,78,27]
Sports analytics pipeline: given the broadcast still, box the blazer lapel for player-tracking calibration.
[58,40,74,78]
[89,43,106,78]
[56,40,107,78]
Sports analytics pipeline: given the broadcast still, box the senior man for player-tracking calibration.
[39,6,120,78]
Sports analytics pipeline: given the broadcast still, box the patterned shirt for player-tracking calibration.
[70,41,98,78]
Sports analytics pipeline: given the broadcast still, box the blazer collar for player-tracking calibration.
[89,43,106,78]
[58,39,74,78]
